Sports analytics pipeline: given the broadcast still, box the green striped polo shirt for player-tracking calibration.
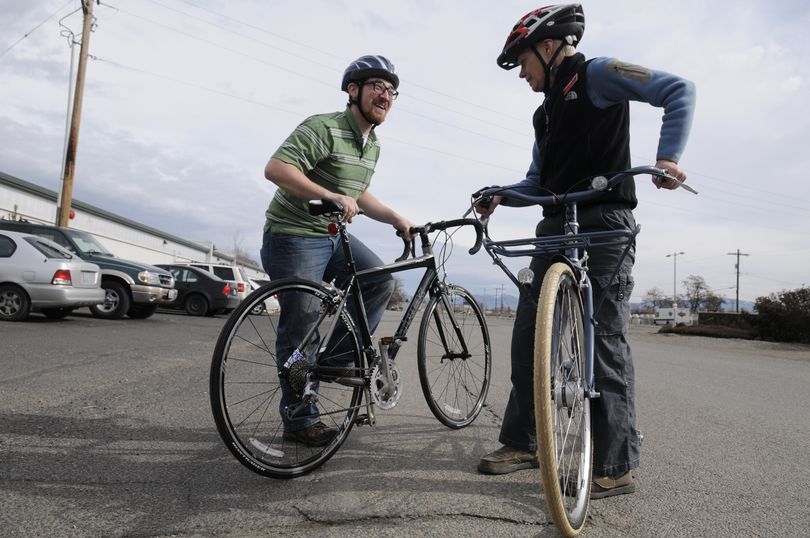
[264,108,380,237]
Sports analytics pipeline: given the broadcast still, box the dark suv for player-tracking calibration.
[0,220,176,319]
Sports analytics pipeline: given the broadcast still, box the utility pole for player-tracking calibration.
[727,249,750,312]
[57,0,95,227]
[665,251,685,305]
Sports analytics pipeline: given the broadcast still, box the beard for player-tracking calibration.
[359,94,389,125]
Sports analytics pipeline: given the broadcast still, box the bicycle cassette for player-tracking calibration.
[285,355,310,397]
[369,360,402,410]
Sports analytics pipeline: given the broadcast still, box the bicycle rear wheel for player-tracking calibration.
[210,278,363,478]
[534,263,592,536]
[417,284,491,428]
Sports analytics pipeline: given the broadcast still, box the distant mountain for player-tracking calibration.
[630,299,756,313]
[720,299,756,313]
[475,293,520,311]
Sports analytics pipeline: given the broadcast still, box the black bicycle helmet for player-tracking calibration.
[340,55,399,91]
[497,4,585,70]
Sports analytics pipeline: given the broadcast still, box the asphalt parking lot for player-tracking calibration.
[1,310,809,537]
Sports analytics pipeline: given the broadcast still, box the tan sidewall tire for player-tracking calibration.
[533,262,588,537]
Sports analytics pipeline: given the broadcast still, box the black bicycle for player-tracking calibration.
[210,201,490,478]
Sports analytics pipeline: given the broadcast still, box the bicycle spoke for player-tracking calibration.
[210,279,363,478]
[418,286,491,428]
[535,264,592,534]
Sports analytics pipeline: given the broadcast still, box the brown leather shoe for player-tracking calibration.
[478,445,539,475]
[591,472,635,499]
[283,421,337,447]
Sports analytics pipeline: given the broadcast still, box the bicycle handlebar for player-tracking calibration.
[395,218,484,262]
[473,165,696,209]
[308,200,483,263]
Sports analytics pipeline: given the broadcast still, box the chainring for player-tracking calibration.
[369,360,402,410]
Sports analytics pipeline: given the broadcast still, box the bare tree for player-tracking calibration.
[229,230,260,267]
[387,277,407,309]
[682,275,711,313]
[642,287,669,310]
[702,292,725,312]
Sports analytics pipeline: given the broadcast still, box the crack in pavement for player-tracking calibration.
[292,505,544,528]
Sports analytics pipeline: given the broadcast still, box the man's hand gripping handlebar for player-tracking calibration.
[395,219,484,263]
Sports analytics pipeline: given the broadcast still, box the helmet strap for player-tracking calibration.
[349,81,380,128]
[532,41,566,93]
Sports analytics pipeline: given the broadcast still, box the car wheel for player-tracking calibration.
[0,284,31,322]
[41,307,74,319]
[249,302,265,315]
[128,303,159,319]
[184,294,208,316]
[89,281,131,320]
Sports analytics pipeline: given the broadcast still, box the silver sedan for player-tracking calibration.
[0,230,106,321]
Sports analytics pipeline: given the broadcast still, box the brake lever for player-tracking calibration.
[656,170,698,195]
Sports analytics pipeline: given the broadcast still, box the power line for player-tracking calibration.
[105,1,810,219]
[0,0,75,59]
[169,0,528,124]
[170,0,527,135]
[90,55,527,175]
[91,50,810,231]
[105,0,530,139]
[684,169,810,208]
[79,1,810,228]
[91,56,312,114]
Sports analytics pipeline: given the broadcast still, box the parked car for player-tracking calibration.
[247,278,280,315]
[0,230,106,321]
[0,220,176,319]
[177,263,251,302]
[156,264,238,316]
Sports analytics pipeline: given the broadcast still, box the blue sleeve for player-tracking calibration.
[586,57,696,162]
[499,141,544,207]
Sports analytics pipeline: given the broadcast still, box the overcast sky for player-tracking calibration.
[2,0,809,305]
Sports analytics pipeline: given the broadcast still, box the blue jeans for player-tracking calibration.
[260,230,394,431]
[499,204,642,478]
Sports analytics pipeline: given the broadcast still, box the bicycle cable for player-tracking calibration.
[432,226,461,283]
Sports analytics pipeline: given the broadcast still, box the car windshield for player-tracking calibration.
[64,229,114,256]
[25,237,72,259]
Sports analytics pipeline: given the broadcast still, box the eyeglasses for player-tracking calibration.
[362,80,399,100]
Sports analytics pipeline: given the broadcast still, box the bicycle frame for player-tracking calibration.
[319,217,474,372]
[481,201,639,395]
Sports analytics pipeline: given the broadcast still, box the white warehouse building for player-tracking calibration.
[0,171,267,279]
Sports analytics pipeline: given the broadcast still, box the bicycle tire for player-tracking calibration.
[417,284,491,428]
[210,278,363,478]
[534,263,592,536]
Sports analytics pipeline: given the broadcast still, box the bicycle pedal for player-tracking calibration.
[355,414,372,426]
[379,336,407,345]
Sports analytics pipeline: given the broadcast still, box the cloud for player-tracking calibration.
[1,0,809,303]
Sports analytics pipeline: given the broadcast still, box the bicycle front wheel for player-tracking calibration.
[534,263,592,537]
[210,278,363,479]
[417,284,491,428]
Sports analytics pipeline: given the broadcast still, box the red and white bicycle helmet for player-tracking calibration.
[340,55,399,92]
[497,4,585,70]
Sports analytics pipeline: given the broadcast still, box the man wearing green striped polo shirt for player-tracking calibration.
[260,55,414,447]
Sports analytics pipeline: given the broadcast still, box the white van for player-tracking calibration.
[654,307,691,325]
